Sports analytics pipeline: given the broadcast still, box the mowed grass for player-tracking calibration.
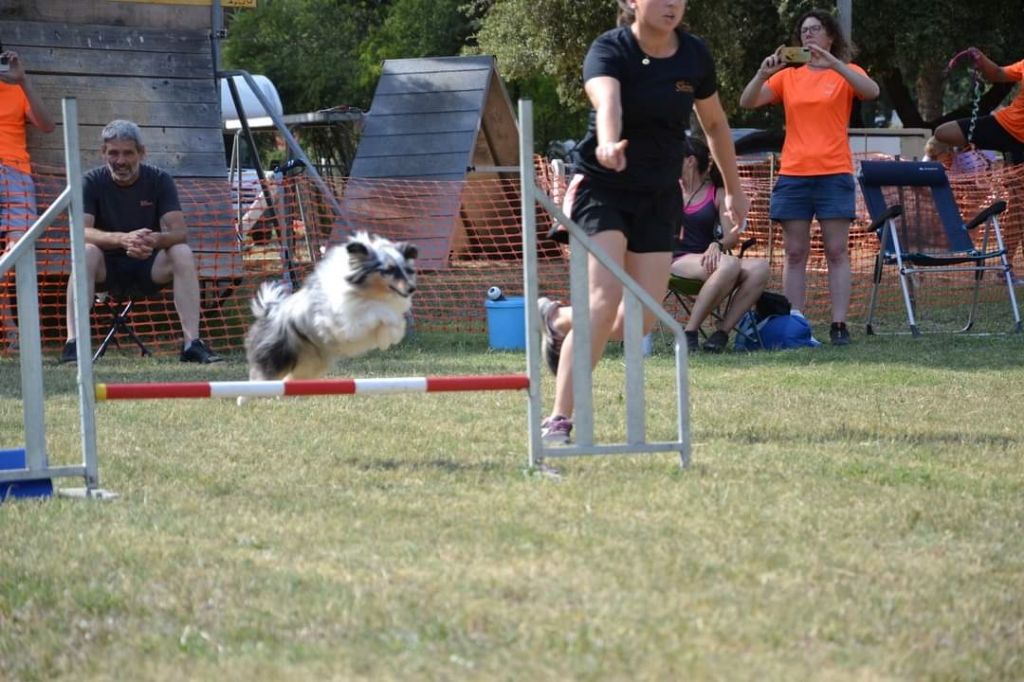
[1,329,1023,681]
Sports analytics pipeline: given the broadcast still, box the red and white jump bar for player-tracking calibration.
[95,374,530,401]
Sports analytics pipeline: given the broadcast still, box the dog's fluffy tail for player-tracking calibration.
[251,281,289,320]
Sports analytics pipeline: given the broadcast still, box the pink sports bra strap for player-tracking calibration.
[684,184,715,214]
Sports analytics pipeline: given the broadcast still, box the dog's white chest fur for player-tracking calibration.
[241,232,417,392]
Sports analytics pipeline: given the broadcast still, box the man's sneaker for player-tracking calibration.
[59,339,77,364]
[541,415,572,445]
[180,338,223,364]
[538,297,565,375]
[703,329,729,353]
[830,322,851,346]
[684,330,700,354]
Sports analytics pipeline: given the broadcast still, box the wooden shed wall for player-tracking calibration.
[1,0,224,177]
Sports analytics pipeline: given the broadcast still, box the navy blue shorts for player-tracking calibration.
[101,251,168,297]
[564,175,681,253]
[769,173,856,222]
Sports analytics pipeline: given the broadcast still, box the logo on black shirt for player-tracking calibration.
[675,81,694,94]
[140,200,154,207]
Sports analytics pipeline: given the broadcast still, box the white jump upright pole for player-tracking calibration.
[64,98,106,496]
[516,98,691,468]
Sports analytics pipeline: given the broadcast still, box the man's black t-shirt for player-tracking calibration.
[83,164,181,255]
[576,27,717,191]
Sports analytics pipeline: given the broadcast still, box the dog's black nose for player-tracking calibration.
[407,285,416,294]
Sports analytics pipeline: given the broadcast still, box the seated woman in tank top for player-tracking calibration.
[672,137,769,353]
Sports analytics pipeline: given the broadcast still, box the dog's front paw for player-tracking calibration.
[375,321,406,350]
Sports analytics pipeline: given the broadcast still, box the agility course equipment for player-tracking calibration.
[95,375,530,401]
[1,97,689,499]
[0,99,109,499]
[516,100,691,468]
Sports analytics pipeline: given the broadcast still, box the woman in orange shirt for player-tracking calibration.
[739,10,878,346]
[935,48,1024,164]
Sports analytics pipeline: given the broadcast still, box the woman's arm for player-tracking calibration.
[584,76,628,171]
[715,193,739,250]
[963,48,1015,84]
[0,51,56,133]
[694,93,749,228]
[808,45,880,100]
[739,48,786,109]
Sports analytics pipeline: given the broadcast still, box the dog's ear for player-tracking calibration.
[346,240,370,258]
[400,242,418,261]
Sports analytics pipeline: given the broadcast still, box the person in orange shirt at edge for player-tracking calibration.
[740,9,879,346]
[935,47,1024,285]
[0,47,56,347]
[934,48,1024,165]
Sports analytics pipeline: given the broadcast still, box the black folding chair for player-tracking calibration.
[92,290,152,361]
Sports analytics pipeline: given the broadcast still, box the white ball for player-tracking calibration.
[487,286,504,301]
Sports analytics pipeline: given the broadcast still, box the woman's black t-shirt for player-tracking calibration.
[576,27,717,192]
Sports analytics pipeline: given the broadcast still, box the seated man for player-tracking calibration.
[670,137,769,353]
[61,119,221,364]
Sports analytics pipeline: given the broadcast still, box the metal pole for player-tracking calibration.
[837,0,852,41]
[218,70,346,225]
[210,0,224,78]
[518,100,544,469]
[65,98,101,490]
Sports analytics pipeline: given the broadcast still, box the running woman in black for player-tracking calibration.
[538,0,750,444]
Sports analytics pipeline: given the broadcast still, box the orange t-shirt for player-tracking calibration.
[994,60,1024,143]
[767,64,868,176]
[0,83,32,174]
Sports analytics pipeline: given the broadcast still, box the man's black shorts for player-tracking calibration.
[101,251,167,297]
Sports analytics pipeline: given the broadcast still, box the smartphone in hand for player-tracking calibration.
[780,47,811,65]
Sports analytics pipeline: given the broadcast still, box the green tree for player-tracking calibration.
[471,0,786,141]
[853,0,1024,128]
[357,0,474,96]
[223,0,386,112]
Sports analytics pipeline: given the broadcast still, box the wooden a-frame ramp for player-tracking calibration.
[338,56,521,269]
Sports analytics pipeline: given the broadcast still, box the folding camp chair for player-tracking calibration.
[665,237,762,347]
[92,290,152,361]
[857,160,1021,336]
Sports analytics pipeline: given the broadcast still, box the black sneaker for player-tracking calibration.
[684,330,700,354]
[703,329,729,353]
[180,338,223,364]
[538,297,565,375]
[830,322,851,346]
[59,339,77,364]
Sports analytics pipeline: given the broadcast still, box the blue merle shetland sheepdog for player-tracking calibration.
[240,232,416,400]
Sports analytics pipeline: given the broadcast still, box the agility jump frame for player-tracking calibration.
[1,99,690,497]
[0,99,104,495]
[517,100,690,468]
[95,375,530,401]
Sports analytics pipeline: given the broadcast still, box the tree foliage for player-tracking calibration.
[223,0,386,112]
[853,0,1024,127]
[222,0,1024,150]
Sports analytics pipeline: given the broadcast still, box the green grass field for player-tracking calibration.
[2,331,1023,681]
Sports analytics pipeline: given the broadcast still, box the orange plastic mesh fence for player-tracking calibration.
[1,156,1022,357]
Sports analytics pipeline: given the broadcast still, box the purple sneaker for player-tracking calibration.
[538,297,565,375]
[541,415,572,445]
